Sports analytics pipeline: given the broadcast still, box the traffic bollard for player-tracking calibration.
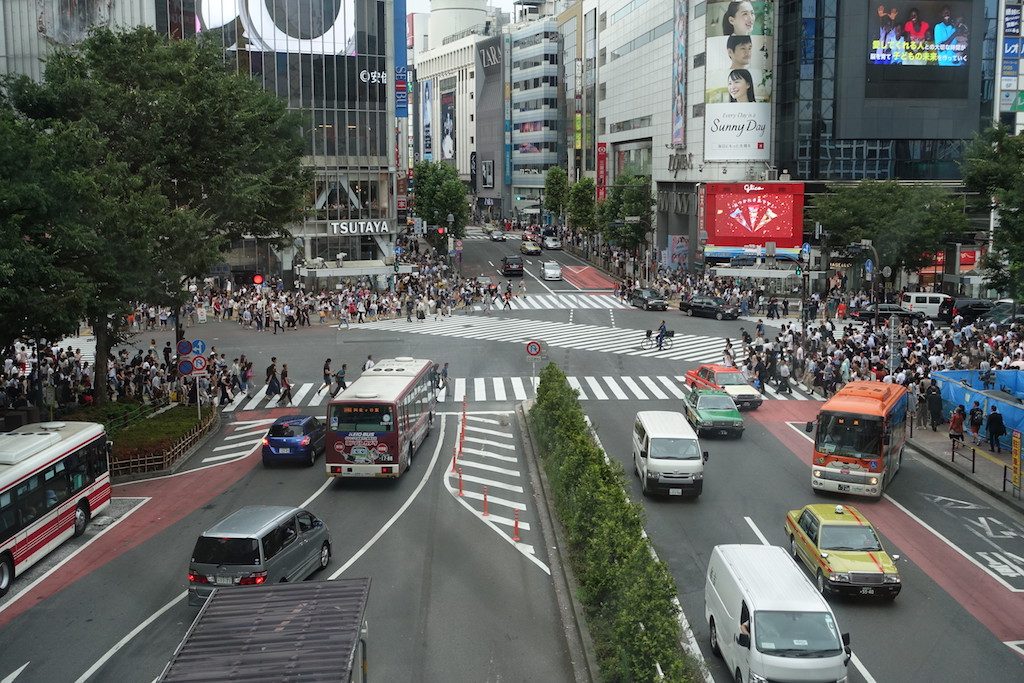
[483,487,489,517]
[512,509,521,542]
[451,446,457,472]
[458,467,464,497]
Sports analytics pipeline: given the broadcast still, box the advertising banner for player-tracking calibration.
[440,90,456,161]
[1008,4,1023,36]
[394,0,407,118]
[503,33,513,184]
[668,234,690,271]
[596,142,608,201]
[422,80,433,160]
[196,0,356,55]
[482,160,495,188]
[704,1,774,161]
[470,152,478,189]
[703,182,804,258]
[672,0,687,146]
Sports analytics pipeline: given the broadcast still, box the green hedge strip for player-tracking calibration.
[529,363,700,682]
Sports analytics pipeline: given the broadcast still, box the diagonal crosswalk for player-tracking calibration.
[349,315,727,362]
[220,375,820,411]
[471,293,630,311]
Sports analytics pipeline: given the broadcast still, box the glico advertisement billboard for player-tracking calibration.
[703,182,804,259]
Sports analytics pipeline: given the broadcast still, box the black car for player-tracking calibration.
[679,296,739,320]
[850,303,925,322]
[938,297,993,324]
[630,289,668,311]
[501,256,524,276]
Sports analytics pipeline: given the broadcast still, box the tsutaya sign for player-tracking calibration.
[330,220,395,235]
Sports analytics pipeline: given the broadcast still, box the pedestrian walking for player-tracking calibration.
[278,364,293,405]
[363,355,375,371]
[968,401,984,445]
[332,363,348,396]
[948,405,965,442]
[986,405,1006,453]
[319,358,332,394]
[265,357,280,397]
[925,381,943,431]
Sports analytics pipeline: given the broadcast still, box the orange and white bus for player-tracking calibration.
[0,421,111,597]
[326,358,437,479]
[808,382,908,499]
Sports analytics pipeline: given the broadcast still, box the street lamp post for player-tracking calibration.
[447,212,456,274]
[860,239,881,329]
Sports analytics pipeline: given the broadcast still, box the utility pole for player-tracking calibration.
[858,239,881,330]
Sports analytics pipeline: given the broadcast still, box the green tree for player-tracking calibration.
[544,166,569,221]
[811,180,967,273]
[412,160,468,249]
[567,177,597,234]
[599,174,655,254]
[962,125,1024,300]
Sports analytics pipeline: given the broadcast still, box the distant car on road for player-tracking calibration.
[937,297,992,324]
[850,303,924,322]
[541,261,562,280]
[501,255,524,276]
[522,229,538,242]
[262,415,326,467]
[683,389,743,438]
[490,231,507,242]
[475,275,494,288]
[542,236,562,250]
[520,241,541,255]
[684,364,762,410]
[728,254,758,267]
[679,296,739,320]
[630,289,668,311]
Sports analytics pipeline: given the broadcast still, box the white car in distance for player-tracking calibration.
[541,261,562,280]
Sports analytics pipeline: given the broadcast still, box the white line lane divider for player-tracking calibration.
[1,662,29,683]
[742,515,878,683]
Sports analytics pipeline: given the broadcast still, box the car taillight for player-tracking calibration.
[239,571,268,585]
[262,437,269,446]
[301,436,311,447]
[188,571,209,584]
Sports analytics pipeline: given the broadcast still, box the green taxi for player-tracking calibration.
[785,503,901,599]
[683,389,743,438]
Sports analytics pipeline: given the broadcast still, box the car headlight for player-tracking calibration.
[813,469,823,478]
[883,573,901,584]
[692,472,704,480]
[698,419,711,427]
[829,572,851,583]
[750,673,769,683]
[868,477,879,485]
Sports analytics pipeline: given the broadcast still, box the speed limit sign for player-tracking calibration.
[526,340,542,357]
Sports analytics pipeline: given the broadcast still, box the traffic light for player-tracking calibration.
[437,227,446,236]
[795,267,802,277]
[252,273,265,286]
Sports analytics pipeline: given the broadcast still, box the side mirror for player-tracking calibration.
[640,450,648,459]
[882,433,891,445]
[703,450,710,462]
[804,421,814,433]
[736,633,751,648]
[842,632,851,647]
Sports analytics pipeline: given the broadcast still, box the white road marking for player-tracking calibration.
[455,459,521,477]
[221,392,248,412]
[621,377,649,400]
[603,377,629,400]
[229,417,276,426]
[458,488,526,510]
[510,377,528,400]
[453,378,467,402]
[566,376,588,400]
[457,472,524,493]
[201,452,252,464]
[242,386,268,410]
[640,376,669,400]
[464,424,515,438]
[300,477,335,509]
[465,415,502,425]
[1,662,29,683]
[492,377,507,401]
[459,447,518,463]
[212,439,261,452]
[307,385,330,406]
[585,377,609,400]
[744,516,772,546]
[289,382,314,406]
[657,376,686,399]
[463,436,516,450]
[222,428,267,441]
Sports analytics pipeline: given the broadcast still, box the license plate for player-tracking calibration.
[838,484,850,492]
[215,576,233,586]
[669,488,683,496]
[860,587,875,595]
[279,447,290,454]
[719,430,730,436]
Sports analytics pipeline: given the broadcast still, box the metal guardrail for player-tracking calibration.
[950,439,978,474]
[1003,465,1022,499]
[110,407,219,478]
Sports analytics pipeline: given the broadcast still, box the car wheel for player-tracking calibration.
[643,303,649,311]
[73,503,90,538]
[790,535,799,560]
[686,308,693,316]
[319,542,331,570]
[715,311,724,321]
[0,554,12,598]
[709,618,723,657]
[735,669,743,683]
[307,447,317,467]
[640,474,650,497]
[816,570,828,595]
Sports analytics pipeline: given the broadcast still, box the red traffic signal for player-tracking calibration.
[437,227,446,235]
[252,273,265,285]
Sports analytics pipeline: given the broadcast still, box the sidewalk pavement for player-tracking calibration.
[906,420,1023,514]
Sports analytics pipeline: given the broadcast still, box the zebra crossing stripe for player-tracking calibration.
[604,376,629,400]
[585,377,608,400]
[510,377,527,400]
[289,383,314,406]
[567,376,588,400]
[620,377,649,400]
[492,377,507,401]
[243,386,268,410]
[222,391,248,413]
[640,376,669,400]
[657,376,686,399]
[474,377,487,401]
[308,386,329,406]
[454,378,467,402]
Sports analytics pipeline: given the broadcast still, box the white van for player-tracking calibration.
[901,292,950,319]
[705,544,851,683]
[631,411,708,497]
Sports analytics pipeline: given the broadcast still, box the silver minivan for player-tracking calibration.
[187,505,331,606]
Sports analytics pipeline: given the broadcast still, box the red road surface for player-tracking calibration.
[751,401,1024,645]
[561,265,618,290]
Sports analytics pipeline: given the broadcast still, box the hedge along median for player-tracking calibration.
[529,363,699,682]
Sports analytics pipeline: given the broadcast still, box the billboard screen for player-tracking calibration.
[440,90,456,161]
[671,0,687,146]
[422,80,433,160]
[703,183,804,258]
[865,1,972,98]
[704,1,774,161]
[197,0,358,55]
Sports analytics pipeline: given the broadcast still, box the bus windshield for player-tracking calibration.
[815,413,882,459]
[754,611,843,658]
[330,404,394,433]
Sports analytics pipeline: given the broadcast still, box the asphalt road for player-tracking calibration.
[3,233,1023,682]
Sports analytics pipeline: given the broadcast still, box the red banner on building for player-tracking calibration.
[704,182,804,256]
[596,142,608,201]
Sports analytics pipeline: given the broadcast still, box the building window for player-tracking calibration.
[692,103,705,118]
[599,47,606,67]
[610,115,652,134]
[694,52,706,68]
[599,83,606,101]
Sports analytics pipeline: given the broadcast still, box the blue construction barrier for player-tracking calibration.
[931,370,1024,450]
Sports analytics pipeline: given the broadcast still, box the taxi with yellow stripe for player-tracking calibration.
[784,504,901,599]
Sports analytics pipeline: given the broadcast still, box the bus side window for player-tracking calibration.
[67,452,91,493]
[15,476,44,527]
[42,462,72,511]
[88,442,109,478]
[0,491,19,544]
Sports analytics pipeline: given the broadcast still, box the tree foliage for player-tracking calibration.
[962,125,1024,298]
[598,175,655,253]
[567,178,597,234]
[412,160,468,250]
[811,180,967,273]
[544,166,569,218]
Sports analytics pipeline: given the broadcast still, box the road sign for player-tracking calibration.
[394,246,403,256]
[1013,430,1021,489]
[881,265,893,279]
[191,339,207,355]
[802,242,811,254]
[526,340,542,357]
[864,258,873,275]
[176,339,193,356]
[455,239,464,251]
[625,215,641,224]
[177,359,194,376]
[192,355,208,373]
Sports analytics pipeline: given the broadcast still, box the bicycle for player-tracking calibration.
[641,329,674,351]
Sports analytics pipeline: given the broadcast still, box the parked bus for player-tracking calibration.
[806,382,908,499]
[326,358,437,479]
[0,421,111,597]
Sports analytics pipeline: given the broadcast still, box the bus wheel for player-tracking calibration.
[0,554,13,597]
[408,444,414,469]
[73,502,90,538]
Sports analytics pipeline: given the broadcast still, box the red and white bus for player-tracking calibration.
[0,421,111,597]
[326,358,437,478]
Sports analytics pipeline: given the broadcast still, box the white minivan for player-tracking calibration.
[632,411,708,497]
[705,544,851,683]
[901,292,950,319]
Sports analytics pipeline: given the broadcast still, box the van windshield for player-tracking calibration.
[754,611,843,658]
[192,537,261,566]
[649,438,701,460]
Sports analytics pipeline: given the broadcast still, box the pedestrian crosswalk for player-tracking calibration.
[353,315,726,362]
[55,334,97,364]
[473,293,631,311]
[221,374,821,411]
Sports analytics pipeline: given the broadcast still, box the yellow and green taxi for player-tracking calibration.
[785,504,901,599]
[683,389,743,438]
[520,241,542,255]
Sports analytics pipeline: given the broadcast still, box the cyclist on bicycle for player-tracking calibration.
[657,320,668,350]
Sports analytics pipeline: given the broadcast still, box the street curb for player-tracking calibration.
[906,438,1024,515]
[516,401,600,683]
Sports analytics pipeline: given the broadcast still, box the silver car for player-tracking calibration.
[542,236,562,250]
[541,261,562,280]
[187,505,331,606]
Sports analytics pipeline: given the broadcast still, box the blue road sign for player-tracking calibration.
[191,339,207,355]
[802,242,811,254]
[864,258,873,274]
[177,359,194,376]
[394,246,403,256]
[176,339,193,356]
